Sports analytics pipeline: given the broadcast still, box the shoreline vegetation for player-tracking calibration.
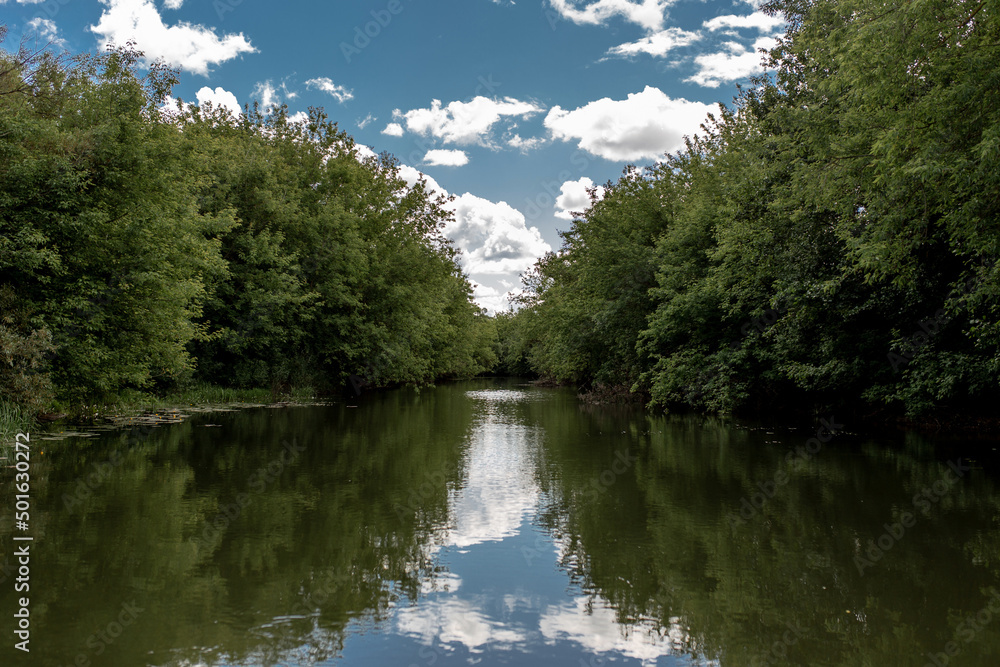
[4,0,1000,442]
[493,0,1000,433]
[1,29,496,443]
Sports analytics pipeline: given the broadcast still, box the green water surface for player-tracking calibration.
[1,378,998,667]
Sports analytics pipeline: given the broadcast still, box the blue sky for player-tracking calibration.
[1,0,782,311]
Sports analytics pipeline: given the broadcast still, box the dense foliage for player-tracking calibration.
[508,0,1000,418]
[0,31,494,411]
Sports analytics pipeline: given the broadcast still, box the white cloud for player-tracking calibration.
[507,134,546,152]
[163,0,183,8]
[381,122,404,137]
[441,413,542,548]
[26,18,66,48]
[544,85,718,161]
[446,193,551,276]
[90,0,255,76]
[471,284,514,314]
[195,86,241,116]
[250,80,298,110]
[704,11,784,33]
[354,143,378,161]
[555,177,605,220]
[305,76,353,104]
[547,0,674,32]
[356,113,375,129]
[251,81,278,109]
[397,164,446,196]
[424,149,469,167]
[398,96,544,146]
[287,110,310,125]
[397,598,527,652]
[388,165,550,312]
[540,597,704,664]
[605,26,701,58]
[686,35,776,87]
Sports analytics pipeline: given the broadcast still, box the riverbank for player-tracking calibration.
[0,383,319,447]
[566,379,1000,438]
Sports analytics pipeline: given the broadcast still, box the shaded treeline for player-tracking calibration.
[0,31,495,413]
[497,0,1000,419]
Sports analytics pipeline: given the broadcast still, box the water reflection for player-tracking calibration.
[1,379,999,666]
[440,389,541,549]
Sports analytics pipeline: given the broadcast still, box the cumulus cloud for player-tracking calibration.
[704,11,784,33]
[353,143,378,161]
[397,598,527,651]
[26,18,66,48]
[251,81,279,109]
[305,77,353,104]
[446,193,551,276]
[381,122,404,137]
[544,85,718,161]
[555,177,605,220]
[540,597,698,663]
[605,26,701,58]
[195,86,241,116]
[386,165,551,313]
[471,284,516,315]
[547,0,674,32]
[424,149,469,167]
[396,96,544,147]
[507,134,546,152]
[90,0,255,76]
[397,164,446,196]
[686,35,777,87]
[249,80,298,110]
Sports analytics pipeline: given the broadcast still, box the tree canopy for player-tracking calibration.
[0,33,495,411]
[505,0,1000,419]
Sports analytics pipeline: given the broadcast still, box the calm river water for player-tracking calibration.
[2,378,999,666]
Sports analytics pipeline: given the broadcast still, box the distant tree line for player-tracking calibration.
[497,0,1000,419]
[0,29,495,414]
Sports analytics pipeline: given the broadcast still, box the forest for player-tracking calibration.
[3,0,999,426]
[497,0,1000,422]
[0,28,496,423]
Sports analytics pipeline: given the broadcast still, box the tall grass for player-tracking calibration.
[0,401,37,455]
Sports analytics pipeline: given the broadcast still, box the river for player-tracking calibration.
[2,378,998,666]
